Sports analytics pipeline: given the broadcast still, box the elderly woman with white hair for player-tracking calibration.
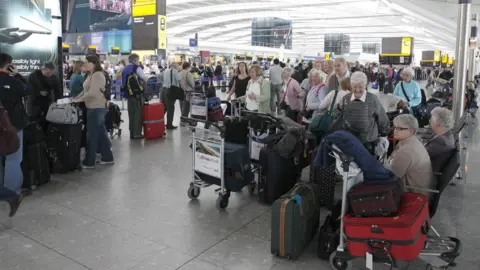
[389,114,434,198]
[333,71,390,153]
[393,67,422,110]
[303,69,326,116]
[424,107,456,171]
[281,67,305,121]
[236,64,271,113]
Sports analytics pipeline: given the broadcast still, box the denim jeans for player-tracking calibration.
[84,108,114,167]
[0,130,23,195]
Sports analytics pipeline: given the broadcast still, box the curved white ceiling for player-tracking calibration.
[165,0,479,53]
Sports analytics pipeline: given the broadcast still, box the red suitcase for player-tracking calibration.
[344,192,430,261]
[142,103,165,140]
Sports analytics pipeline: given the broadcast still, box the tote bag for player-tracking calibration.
[309,90,339,136]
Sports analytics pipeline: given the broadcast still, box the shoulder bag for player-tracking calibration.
[0,100,20,156]
[168,70,185,101]
[309,90,339,136]
[278,79,292,110]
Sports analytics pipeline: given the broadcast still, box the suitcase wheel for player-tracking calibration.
[329,252,352,270]
[216,194,229,210]
[187,185,201,199]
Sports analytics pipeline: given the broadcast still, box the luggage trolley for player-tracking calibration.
[241,111,281,164]
[182,117,256,210]
[323,142,461,270]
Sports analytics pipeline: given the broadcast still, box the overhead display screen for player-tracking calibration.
[421,50,441,63]
[132,16,157,50]
[381,37,413,56]
[132,0,156,17]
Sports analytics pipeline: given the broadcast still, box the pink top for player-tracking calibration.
[283,78,305,110]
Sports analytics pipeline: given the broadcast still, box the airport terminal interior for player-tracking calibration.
[1,0,480,269]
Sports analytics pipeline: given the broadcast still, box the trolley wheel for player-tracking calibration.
[31,185,37,191]
[187,185,201,199]
[216,195,229,210]
[329,252,352,270]
[425,264,437,270]
[248,184,255,196]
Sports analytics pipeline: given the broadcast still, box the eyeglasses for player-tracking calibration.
[394,126,409,131]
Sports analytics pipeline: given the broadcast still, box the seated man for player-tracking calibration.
[425,107,456,172]
[388,114,435,198]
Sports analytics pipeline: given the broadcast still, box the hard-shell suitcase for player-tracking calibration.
[22,142,50,190]
[46,123,83,173]
[142,103,165,140]
[258,147,298,204]
[271,183,321,260]
[348,181,403,217]
[344,192,430,261]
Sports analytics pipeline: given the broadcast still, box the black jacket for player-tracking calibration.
[0,72,32,130]
[26,70,62,116]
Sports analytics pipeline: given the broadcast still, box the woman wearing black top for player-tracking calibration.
[227,62,250,101]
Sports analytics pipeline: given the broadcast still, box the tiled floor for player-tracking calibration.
[1,85,479,270]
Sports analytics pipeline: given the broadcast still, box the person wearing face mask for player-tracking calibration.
[333,72,389,153]
[324,57,350,95]
[179,62,195,121]
[72,55,114,169]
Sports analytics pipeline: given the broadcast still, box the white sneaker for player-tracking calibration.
[96,160,114,165]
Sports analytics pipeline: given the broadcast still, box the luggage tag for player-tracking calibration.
[366,252,373,269]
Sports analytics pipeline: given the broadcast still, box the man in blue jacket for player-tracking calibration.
[122,53,149,139]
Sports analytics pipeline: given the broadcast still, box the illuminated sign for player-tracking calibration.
[132,0,156,17]
[325,53,331,60]
[380,37,413,57]
[448,56,454,65]
[62,43,70,53]
[158,15,167,49]
[87,45,97,54]
[111,46,120,54]
[434,50,441,62]
[441,54,448,64]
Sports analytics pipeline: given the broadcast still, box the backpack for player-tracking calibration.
[102,71,112,101]
[0,101,20,156]
[123,64,144,96]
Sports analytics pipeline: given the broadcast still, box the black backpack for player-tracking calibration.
[102,71,112,101]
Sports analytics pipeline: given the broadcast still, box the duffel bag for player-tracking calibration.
[347,180,403,217]
[46,102,81,124]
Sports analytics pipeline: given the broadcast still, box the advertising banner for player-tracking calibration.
[0,0,62,76]
[63,31,132,54]
[194,140,221,178]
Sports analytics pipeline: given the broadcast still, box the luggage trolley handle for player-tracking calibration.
[322,140,353,172]
[241,110,283,130]
[180,117,225,137]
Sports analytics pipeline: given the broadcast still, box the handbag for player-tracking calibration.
[278,79,292,110]
[0,101,20,156]
[45,102,80,124]
[168,69,185,101]
[309,90,339,135]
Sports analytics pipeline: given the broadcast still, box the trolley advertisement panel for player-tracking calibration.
[194,140,221,178]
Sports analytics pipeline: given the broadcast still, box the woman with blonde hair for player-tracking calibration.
[69,60,85,98]
[236,64,271,113]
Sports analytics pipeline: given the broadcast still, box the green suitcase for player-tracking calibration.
[271,182,321,260]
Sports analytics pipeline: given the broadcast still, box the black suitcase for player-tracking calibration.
[258,147,298,204]
[22,142,50,190]
[23,122,45,146]
[317,214,340,260]
[46,123,83,173]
